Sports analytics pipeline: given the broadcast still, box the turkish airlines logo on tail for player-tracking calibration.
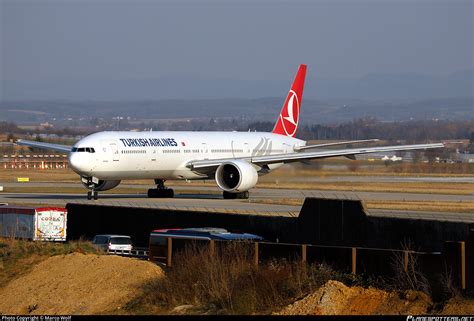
[280,90,299,137]
[272,64,306,138]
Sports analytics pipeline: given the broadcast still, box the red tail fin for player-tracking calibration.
[272,64,307,137]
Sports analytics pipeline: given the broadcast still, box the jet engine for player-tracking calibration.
[81,179,121,191]
[215,160,258,193]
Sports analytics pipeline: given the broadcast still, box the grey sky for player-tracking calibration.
[1,0,473,100]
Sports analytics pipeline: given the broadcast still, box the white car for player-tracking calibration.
[92,234,133,252]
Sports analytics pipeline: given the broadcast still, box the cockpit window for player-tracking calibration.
[71,147,95,153]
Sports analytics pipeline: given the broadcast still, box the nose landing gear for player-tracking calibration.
[82,176,99,200]
[148,179,174,198]
[87,190,98,200]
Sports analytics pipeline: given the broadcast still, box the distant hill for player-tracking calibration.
[0,97,472,125]
[2,69,473,101]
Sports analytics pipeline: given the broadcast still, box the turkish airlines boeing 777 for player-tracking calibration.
[17,65,444,200]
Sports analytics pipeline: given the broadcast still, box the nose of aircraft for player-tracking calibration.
[68,152,89,174]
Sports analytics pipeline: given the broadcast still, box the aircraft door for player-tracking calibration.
[244,143,249,156]
[201,143,208,159]
[110,143,119,161]
[231,141,237,158]
[231,141,248,158]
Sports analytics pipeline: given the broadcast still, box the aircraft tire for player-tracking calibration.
[223,191,249,199]
[233,191,249,199]
[239,191,250,199]
[148,189,160,198]
[223,191,236,199]
[87,191,92,200]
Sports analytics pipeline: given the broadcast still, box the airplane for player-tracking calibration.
[17,64,444,200]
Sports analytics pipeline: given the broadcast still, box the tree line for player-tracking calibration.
[1,118,473,143]
[247,118,474,142]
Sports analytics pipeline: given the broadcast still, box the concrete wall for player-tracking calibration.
[66,203,297,246]
[67,198,473,251]
[298,198,473,252]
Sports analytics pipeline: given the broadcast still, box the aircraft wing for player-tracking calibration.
[293,139,379,151]
[16,139,72,153]
[187,143,444,170]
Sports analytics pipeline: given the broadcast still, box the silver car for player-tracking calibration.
[92,234,133,251]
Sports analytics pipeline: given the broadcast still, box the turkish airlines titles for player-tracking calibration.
[119,138,179,148]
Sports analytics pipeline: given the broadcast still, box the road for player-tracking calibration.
[0,191,301,216]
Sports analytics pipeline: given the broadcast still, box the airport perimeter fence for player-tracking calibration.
[1,153,69,169]
[150,238,470,293]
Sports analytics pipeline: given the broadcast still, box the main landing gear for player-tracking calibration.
[223,191,249,199]
[148,179,174,198]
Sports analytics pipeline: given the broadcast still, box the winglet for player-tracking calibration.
[272,64,307,137]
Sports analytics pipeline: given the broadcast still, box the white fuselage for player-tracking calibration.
[68,131,306,180]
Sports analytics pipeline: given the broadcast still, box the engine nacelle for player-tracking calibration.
[81,179,121,191]
[215,160,258,193]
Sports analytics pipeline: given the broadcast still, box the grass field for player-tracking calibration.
[364,200,474,213]
[251,198,474,214]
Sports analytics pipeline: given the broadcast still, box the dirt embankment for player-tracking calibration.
[277,280,441,315]
[1,253,473,315]
[276,280,474,315]
[276,280,432,315]
[0,253,163,315]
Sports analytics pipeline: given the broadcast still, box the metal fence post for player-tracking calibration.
[254,242,259,268]
[461,241,466,290]
[352,247,357,274]
[167,237,173,267]
[404,251,409,273]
